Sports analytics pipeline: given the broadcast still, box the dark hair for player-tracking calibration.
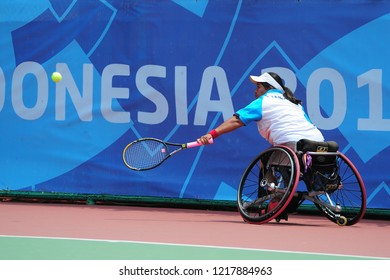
[266,72,302,105]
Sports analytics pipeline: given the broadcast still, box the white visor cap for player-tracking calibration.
[250,72,284,93]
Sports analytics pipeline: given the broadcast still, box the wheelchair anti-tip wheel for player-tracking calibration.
[237,146,300,224]
[336,215,348,226]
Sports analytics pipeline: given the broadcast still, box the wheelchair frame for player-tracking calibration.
[237,143,367,226]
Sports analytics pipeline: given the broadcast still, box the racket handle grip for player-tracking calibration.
[187,138,214,148]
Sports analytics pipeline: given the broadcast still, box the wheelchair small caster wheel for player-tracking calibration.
[275,212,288,223]
[336,216,347,226]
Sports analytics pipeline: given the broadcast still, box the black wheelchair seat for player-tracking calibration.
[296,139,338,153]
[296,139,339,174]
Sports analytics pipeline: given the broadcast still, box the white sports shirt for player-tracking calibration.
[235,89,324,145]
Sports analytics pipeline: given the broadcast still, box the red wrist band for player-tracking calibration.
[208,129,219,139]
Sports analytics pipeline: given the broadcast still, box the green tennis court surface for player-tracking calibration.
[0,236,380,260]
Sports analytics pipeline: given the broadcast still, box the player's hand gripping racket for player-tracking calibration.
[122,137,213,171]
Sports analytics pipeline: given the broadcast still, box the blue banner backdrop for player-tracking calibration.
[0,0,389,209]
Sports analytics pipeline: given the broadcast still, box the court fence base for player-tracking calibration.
[0,190,388,220]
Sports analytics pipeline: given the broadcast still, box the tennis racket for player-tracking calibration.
[122,137,214,171]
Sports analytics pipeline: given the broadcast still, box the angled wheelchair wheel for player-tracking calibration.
[237,146,300,224]
[312,152,366,226]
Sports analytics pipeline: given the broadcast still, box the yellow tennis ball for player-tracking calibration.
[51,72,62,83]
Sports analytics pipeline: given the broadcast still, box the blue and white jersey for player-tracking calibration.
[235,89,324,145]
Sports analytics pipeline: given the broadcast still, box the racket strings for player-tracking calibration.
[124,140,167,170]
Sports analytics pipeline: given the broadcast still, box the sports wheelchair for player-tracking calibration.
[237,139,366,226]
